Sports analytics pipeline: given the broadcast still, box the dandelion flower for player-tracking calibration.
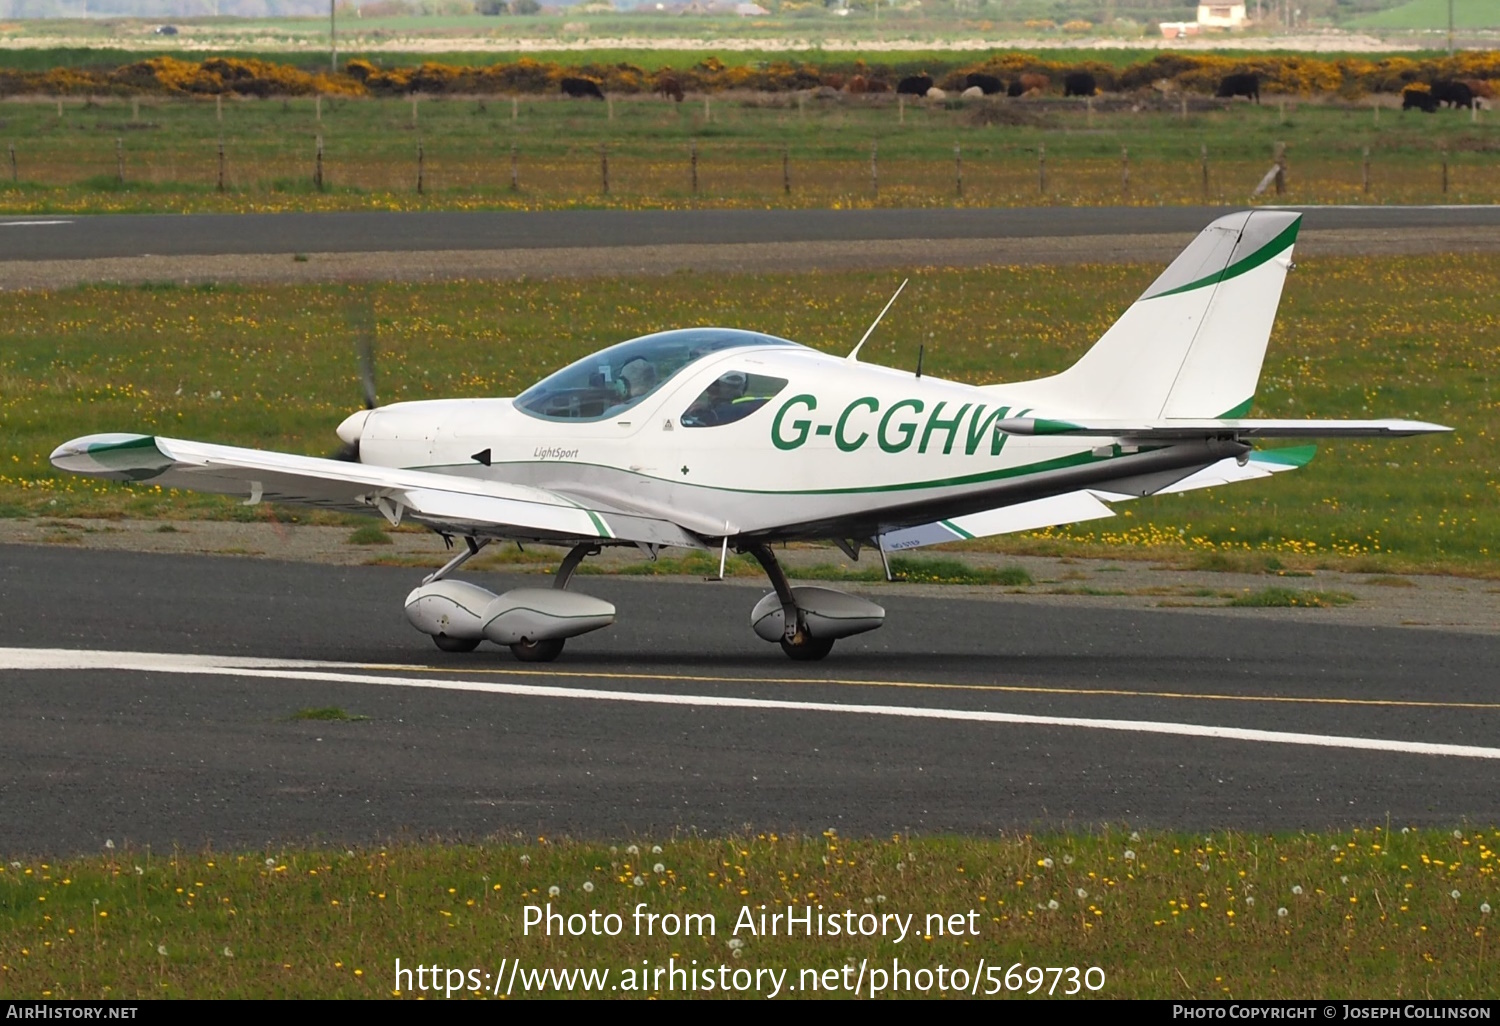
[1401,827,1411,835]
[632,876,644,887]
[1454,830,1464,840]
[1246,896,1255,907]
[1062,855,1075,865]
[1041,858,1054,868]
[548,885,560,897]
[1451,889,1462,899]
[157,945,168,956]
[876,895,886,903]
[1341,875,1349,884]
[1481,903,1491,915]
[1047,899,1060,911]
[626,845,640,855]
[104,840,115,850]
[134,866,143,876]
[519,855,530,865]
[582,881,595,893]
[651,845,662,855]
[1124,850,1136,861]
[1292,885,1303,895]
[1076,888,1088,899]
[653,863,665,874]
[222,947,233,958]
[732,949,743,959]
[265,858,276,868]
[727,938,744,950]
[1277,907,1288,918]
[1130,831,1141,842]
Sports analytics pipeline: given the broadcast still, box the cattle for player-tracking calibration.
[961,85,984,99]
[1007,79,1024,97]
[1015,72,1048,95]
[1216,73,1260,103]
[897,74,933,96]
[560,77,605,100]
[1063,72,1097,97]
[965,72,1004,95]
[1430,80,1474,109]
[1463,78,1494,100]
[654,73,684,102]
[1402,86,1438,113]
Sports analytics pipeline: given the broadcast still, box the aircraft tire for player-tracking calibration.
[433,634,480,653]
[780,636,835,661]
[511,638,566,662]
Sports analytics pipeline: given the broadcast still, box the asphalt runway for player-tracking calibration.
[3,544,1498,856]
[5,206,1500,261]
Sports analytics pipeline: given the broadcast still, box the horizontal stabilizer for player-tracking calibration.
[996,417,1450,439]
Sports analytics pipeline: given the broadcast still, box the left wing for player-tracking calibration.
[878,447,1309,551]
[50,433,699,548]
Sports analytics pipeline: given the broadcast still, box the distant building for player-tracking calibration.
[734,1,768,13]
[1196,2,1247,28]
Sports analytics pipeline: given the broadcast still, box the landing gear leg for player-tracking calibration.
[507,543,601,662]
[745,543,834,661]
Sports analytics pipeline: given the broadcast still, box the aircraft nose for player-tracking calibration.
[336,409,371,446]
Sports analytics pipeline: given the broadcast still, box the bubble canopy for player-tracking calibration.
[513,328,800,422]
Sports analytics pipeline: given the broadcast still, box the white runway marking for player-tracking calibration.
[0,220,74,227]
[5,647,1498,761]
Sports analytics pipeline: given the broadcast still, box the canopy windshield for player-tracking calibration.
[514,328,799,422]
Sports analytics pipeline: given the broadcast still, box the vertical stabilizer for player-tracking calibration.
[993,210,1301,419]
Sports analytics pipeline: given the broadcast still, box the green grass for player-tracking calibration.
[1353,0,1500,29]
[286,706,368,721]
[589,551,1032,585]
[1227,587,1357,607]
[347,523,393,545]
[0,253,1494,572]
[0,828,1494,998]
[0,90,1496,215]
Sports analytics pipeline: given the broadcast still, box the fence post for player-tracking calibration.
[1038,142,1046,194]
[8,143,16,183]
[217,137,225,193]
[1273,141,1286,196]
[870,139,878,199]
[1441,150,1449,194]
[600,144,609,196]
[954,143,962,198]
[314,133,324,191]
[216,93,223,122]
[417,140,424,195]
[1362,145,1370,195]
[316,94,322,122]
[899,94,904,124]
[510,142,519,192]
[1201,143,1210,203]
[115,138,124,184]
[782,145,790,195]
[690,141,698,195]
[1120,145,1129,200]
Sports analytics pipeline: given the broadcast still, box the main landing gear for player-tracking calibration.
[744,543,886,661]
[402,539,615,662]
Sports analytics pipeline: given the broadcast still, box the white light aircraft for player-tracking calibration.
[52,210,1448,661]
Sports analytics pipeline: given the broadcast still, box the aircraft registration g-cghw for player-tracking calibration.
[52,211,1449,662]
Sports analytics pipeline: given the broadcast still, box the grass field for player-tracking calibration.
[1354,0,1500,30]
[0,90,1495,213]
[1,252,1494,573]
[1,828,1494,998]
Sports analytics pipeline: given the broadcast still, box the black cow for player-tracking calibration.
[896,74,933,96]
[1007,79,1025,98]
[965,72,1004,95]
[1063,72,1097,97]
[1430,80,1475,109]
[560,77,605,100]
[1216,73,1260,103]
[1403,87,1438,113]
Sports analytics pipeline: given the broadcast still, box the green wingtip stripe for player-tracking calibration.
[586,511,614,539]
[1030,418,1085,435]
[85,435,159,454]
[1251,444,1318,468]
[1218,398,1254,419]
[1148,217,1301,300]
[940,519,975,540]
